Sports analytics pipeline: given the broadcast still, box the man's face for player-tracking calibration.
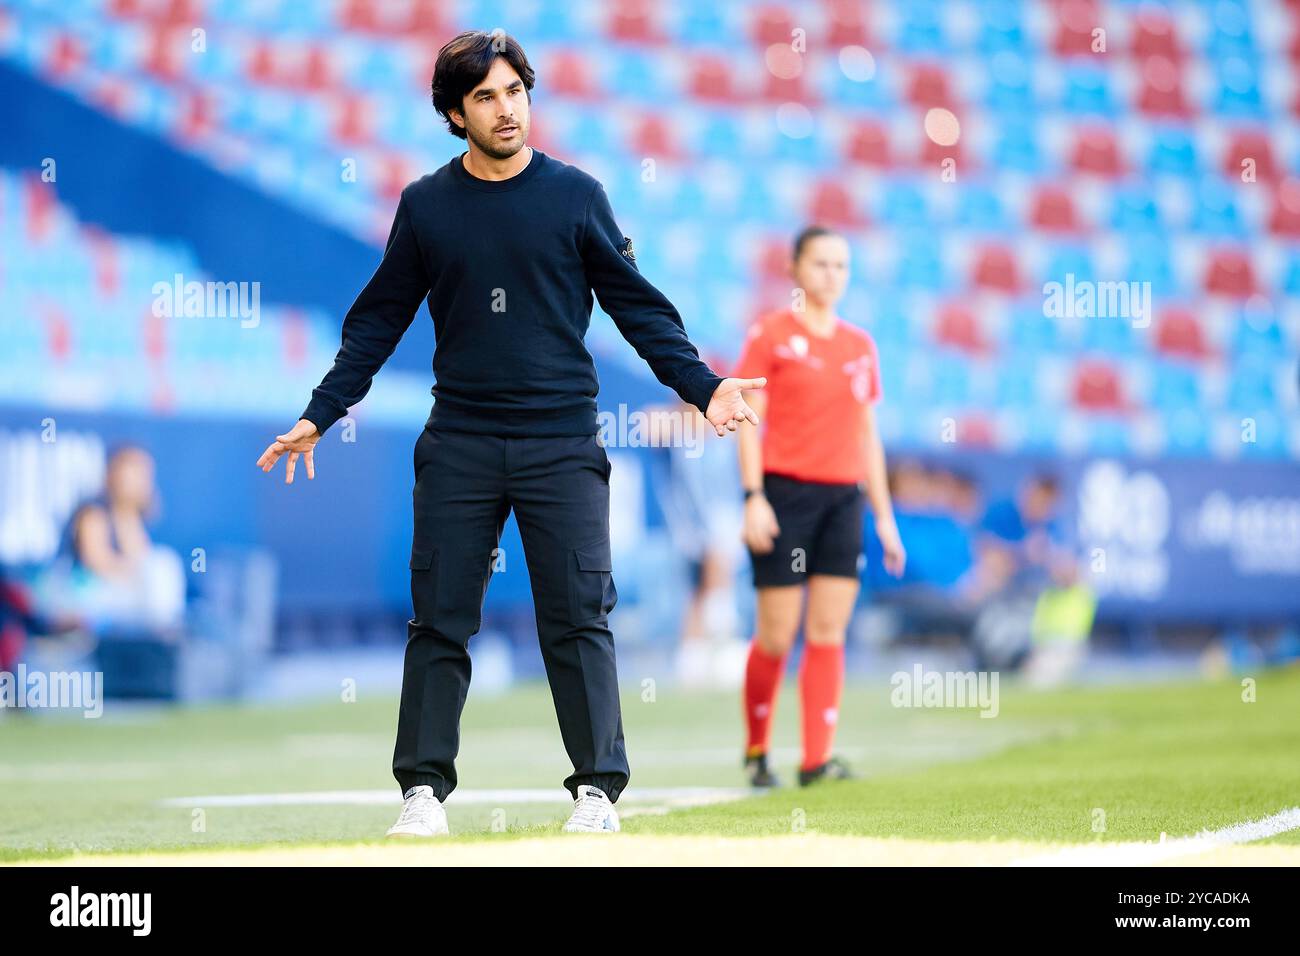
[452,57,530,160]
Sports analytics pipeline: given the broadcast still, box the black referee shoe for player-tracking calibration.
[798,756,857,787]
[744,751,782,788]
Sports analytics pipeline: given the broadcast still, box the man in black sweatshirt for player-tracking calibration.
[256,31,765,836]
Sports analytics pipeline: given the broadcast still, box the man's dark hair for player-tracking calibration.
[792,225,840,261]
[431,30,535,140]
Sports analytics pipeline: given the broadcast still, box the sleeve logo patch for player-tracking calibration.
[621,236,636,261]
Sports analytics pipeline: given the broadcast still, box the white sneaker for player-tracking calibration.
[562,785,621,833]
[386,785,450,838]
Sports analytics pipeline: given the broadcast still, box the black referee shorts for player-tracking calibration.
[748,472,866,588]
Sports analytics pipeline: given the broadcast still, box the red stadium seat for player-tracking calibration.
[1136,55,1191,117]
[844,120,892,168]
[332,94,372,145]
[752,6,797,47]
[825,0,871,47]
[608,0,662,43]
[1154,307,1212,360]
[1030,185,1084,233]
[971,244,1021,293]
[144,25,185,80]
[808,180,862,227]
[630,115,679,160]
[689,55,740,102]
[81,225,119,298]
[757,237,791,280]
[283,309,309,367]
[159,0,203,26]
[934,303,987,354]
[175,90,215,141]
[761,73,812,103]
[1052,0,1103,56]
[339,0,381,32]
[42,303,72,361]
[826,0,868,47]
[143,308,166,362]
[45,33,83,78]
[956,414,997,447]
[378,154,415,201]
[1072,361,1126,411]
[246,41,276,85]
[907,64,955,108]
[1269,178,1300,236]
[405,0,444,34]
[549,51,595,99]
[1203,249,1258,297]
[919,137,964,169]
[1223,129,1280,183]
[300,45,334,92]
[1070,127,1125,177]
[1130,9,1184,60]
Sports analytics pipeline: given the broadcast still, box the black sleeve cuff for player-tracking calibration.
[678,366,725,418]
[300,394,346,437]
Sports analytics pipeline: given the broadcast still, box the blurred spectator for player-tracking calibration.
[863,460,982,626]
[644,398,746,687]
[973,473,1095,683]
[34,444,186,639]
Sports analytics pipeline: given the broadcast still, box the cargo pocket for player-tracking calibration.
[568,540,618,624]
[409,546,438,621]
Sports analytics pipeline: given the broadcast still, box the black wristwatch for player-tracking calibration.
[744,488,764,501]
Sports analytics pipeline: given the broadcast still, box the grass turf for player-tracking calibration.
[1,664,1296,861]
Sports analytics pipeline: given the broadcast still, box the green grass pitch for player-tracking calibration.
[1,665,1297,862]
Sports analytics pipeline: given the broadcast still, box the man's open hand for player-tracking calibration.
[705,377,766,437]
[257,419,320,484]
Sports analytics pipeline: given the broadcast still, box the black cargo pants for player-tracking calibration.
[392,425,628,803]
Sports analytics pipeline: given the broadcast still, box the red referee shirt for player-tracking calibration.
[732,309,882,485]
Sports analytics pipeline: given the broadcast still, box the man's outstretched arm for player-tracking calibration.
[257,189,431,482]
[580,182,764,436]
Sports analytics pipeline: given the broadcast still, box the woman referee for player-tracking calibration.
[733,226,906,787]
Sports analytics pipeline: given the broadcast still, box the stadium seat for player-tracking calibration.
[1137,56,1192,117]
[1222,129,1281,182]
[971,243,1022,292]
[1131,8,1184,61]
[844,120,893,168]
[1030,185,1085,233]
[1154,307,1213,360]
[1072,361,1127,411]
[1204,249,1258,297]
[1268,179,1300,235]
[933,302,987,354]
[1061,67,1114,114]
[1052,0,1103,56]
[1071,127,1125,177]
[1146,127,1201,176]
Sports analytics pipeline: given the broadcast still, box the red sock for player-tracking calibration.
[744,640,786,756]
[800,642,845,771]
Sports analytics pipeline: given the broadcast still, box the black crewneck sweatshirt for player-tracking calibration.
[300,147,724,438]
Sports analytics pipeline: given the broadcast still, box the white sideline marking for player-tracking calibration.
[156,786,752,809]
[1008,806,1300,866]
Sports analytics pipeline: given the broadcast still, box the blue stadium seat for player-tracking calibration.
[1061,67,1114,115]
[1189,181,1246,237]
[991,120,1047,173]
[954,183,1010,231]
[983,54,1036,112]
[1111,186,1165,234]
[1146,127,1200,177]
